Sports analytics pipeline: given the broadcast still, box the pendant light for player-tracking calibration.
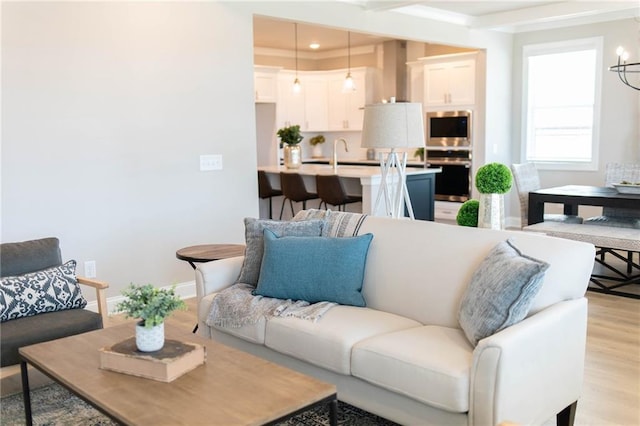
[293,23,301,94]
[343,31,355,92]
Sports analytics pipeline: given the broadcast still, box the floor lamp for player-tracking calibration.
[361,102,425,219]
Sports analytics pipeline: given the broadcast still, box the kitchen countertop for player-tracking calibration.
[301,157,426,167]
[259,164,438,180]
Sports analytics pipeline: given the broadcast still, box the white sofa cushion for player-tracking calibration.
[352,325,473,413]
[265,305,420,375]
[356,217,594,328]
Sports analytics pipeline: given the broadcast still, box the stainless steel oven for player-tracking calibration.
[426,150,472,202]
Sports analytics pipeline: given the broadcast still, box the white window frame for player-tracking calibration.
[521,37,603,171]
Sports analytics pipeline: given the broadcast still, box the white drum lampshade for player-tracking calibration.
[361,102,425,219]
[361,102,425,150]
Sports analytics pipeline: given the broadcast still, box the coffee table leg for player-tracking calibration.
[329,398,337,426]
[20,360,33,426]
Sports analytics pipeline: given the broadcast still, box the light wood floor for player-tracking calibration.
[4,293,639,425]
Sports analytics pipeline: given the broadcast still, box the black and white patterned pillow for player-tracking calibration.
[0,260,87,322]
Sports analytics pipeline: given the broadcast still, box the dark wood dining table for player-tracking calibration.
[528,185,640,225]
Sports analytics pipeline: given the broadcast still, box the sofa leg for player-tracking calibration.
[557,401,577,426]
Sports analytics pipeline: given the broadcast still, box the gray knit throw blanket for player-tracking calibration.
[206,210,368,328]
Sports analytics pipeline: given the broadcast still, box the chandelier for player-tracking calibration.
[609,46,639,91]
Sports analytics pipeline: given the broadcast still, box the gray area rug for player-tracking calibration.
[1,383,398,425]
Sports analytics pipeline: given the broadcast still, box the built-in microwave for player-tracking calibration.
[426,110,472,148]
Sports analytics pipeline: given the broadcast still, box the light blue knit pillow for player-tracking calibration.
[254,229,374,306]
[458,239,549,346]
[236,218,325,287]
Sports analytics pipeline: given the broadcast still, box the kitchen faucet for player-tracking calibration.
[332,138,348,172]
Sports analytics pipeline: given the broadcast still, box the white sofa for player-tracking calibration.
[195,215,595,426]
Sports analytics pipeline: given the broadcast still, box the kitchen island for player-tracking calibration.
[302,157,426,168]
[258,164,440,220]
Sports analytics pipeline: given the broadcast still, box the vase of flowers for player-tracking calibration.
[277,125,303,169]
[116,284,186,352]
[475,163,513,230]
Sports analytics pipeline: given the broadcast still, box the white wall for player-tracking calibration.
[1,2,258,299]
[1,1,517,302]
[510,19,640,220]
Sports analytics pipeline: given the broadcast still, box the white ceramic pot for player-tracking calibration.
[283,144,301,169]
[135,321,164,352]
[478,193,505,230]
[311,144,323,158]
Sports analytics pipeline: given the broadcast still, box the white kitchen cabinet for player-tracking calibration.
[327,68,369,131]
[302,75,328,132]
[276,70,305,129]
[254,66,280,103]
[422,53,476,107]
[272,67,379,132]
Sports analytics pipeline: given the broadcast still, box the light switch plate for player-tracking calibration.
[200,155,223,171]
[84,261,97,278]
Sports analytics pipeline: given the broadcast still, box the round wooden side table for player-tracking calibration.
[176,244,246,269]
[176,244,245,333]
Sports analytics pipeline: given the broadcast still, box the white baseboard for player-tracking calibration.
[84,280,196,316]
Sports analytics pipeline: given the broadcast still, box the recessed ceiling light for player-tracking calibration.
[309,43,320,49]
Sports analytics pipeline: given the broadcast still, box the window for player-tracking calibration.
[522,37,603,170]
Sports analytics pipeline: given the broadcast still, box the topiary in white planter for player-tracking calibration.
[474,163,513,230]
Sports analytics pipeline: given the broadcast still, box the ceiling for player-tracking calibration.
[254,1,640,52]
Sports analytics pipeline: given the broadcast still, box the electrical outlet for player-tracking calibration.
[84,261,97,278]
[200,154,223,171]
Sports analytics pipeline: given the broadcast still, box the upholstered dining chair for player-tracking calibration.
[584,163,640,229]
[584,163,640,274]
[511,163,583,227]
[279,172,320,219]
[316,174,363,212]
[258,170,283,219]
[0,237,108,374]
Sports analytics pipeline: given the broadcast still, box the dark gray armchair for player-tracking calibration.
[0,237,108,369]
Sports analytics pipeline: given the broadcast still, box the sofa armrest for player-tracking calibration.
[195,257,244,300]
[469,298,588,426]
[77,276,109,326]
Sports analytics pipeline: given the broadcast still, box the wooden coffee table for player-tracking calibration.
[19,323,337,426]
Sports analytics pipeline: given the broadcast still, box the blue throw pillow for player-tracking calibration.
[254,229,374,306]
[236,218,325,287]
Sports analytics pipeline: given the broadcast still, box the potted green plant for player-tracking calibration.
[475,162,512,195]
[414,147,425,162]
[309,134,325,158]
[277,125,304,169]
[474,162,513,229]
[116,284,187,352]
[456,199,479,227]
